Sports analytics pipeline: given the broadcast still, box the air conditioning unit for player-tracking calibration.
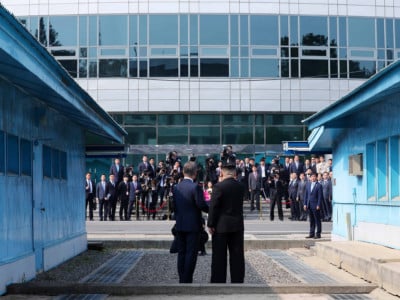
[349,153,363,176]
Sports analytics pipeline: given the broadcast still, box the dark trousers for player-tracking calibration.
[321,197,331,220]
[298,198,307,220]
[290,197,300,220]
[85,193,94,220]
[269,190,283,221]
[119,197,129,220]
[110,197,117,221]
[99,198,109,221]
[250,189,260,210]
[127,198,137,220]
[176,231,200,283]
[308,208,322,237]
[211,231,245,283]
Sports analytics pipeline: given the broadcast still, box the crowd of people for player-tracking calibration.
[85,147,333,225]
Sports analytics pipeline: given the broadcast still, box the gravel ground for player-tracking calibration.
[30,248,301,285]
[32,248,118,283]
[121,250,301,285]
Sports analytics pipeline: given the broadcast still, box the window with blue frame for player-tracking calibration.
[389,136,400,200]
[43,145,67,179]
[43,145,52,178]
[7,134,19,175]
[377,139,388,201]
[20,139,32,176]
[366,142,376,201]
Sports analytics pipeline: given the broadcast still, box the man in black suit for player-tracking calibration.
[118,174,130,221]
[207,163,245,283]
[85,172,95,221]
[269,173,284,221]
[289,155,303,177]
[96,174,108,221]
[105,174,117,221]
[321,172,332,221]
[173,162,209,283]
[127,174,142,220]
[109,158,124,185]
[138,155,150,177]
[304,173,323,239]
[288,172,300,220]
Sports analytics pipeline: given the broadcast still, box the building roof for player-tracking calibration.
[0,4,126,143]
[303,59,400,150]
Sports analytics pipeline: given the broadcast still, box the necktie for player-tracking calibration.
[116,165,119,172]
[102,182,105,190]
[311,182,315,192]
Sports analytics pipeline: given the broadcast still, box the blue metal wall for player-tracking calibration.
[332,95,400,248]
[0,75,86,271]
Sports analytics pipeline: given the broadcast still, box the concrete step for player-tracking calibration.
[313,241,400,297]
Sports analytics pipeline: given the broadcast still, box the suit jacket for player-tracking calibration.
[173,178,209,232]
[110,164,124,183]
[105,181,117,201]
[289,162,303,176]
[321,180,332,200]
[85,179,95,198]
[96,181,107,200]
[117,180,130,201]
[288,179,299,200]
[207,178,245,233]
[297,180,307,201]
[138,162,149,176]
[129,180,142,202]
[304,181,323,209]
[248,172,262,191]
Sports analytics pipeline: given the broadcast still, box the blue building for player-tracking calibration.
[0,4,125,294]
[304,59,400,250]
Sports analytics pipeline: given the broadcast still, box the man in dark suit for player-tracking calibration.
[269,173,284,221]
[173,162,209,283]
[321,172,332,221]
[127,174,142,220]
[288,172,299,220]
[85,172,95,221]
[297,173,308,221]
[118,174,130,221]
[207,163,245,283]
[105,174,117,221]
[96,174,108,221]
[248,165,262,211]
[289,155,303,177]
[109,158,124,185]
[138,155,150,177]
[304,173,323,239]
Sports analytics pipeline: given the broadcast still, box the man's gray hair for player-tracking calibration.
[183,161,197,177]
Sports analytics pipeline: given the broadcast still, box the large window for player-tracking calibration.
[7,134,19,175]
[20,139,32,176]
[149,15,178,45]
[49,16,77,47]
[99,15,127,46]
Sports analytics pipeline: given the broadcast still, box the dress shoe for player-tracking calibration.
[305,235,315,239]
[314,235,321,239]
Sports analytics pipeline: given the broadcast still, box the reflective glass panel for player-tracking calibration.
[200,15,228,45]
[150,48,177,56]
[89,60,97,77]
[230,15,239,45]
[129,59,138,77]
[38,17,48,46]
[230,58,239,77]
[125,114,156,125]
[330,60,338,77]
[300,16,327,46]
[180,58,188,77]
[281,59,289,77]
[79,59,87,77]
[0,131,4,173]
[99,15,127,46]
[149,15,178,45]
[340,60,347,78]
[149,59,178,77]
[252,48,277,56]
[200,59,229,77]
[377,18,385,48]
[290,16,298,45]
[89,16,97,46]
[222,127,253,144]
[250,15,278,46]
[59,60,78,78]
[201,47,228,56]
[291,59,299,77]
[266,127,304,144]
[129,15,138,45]
[251,59,279,77]
[222,115,253,125]
[190,127,220,144]
[255,127,264,144]
[190,15,198,45]
[158,127,188,144]
[349,60,376,78]
[180,15,188,45]
[339,17,347,47]
[139,59,147,77]
[386,19,394,48]
[139,15,147,44]
[49,16,77,46]
[99,59,127,77]
[280,16,289,46]
[240,15,248,45]
[255,114,264,125]
[52,148,60,178]
[159,114,188,125]
[329,17,337,46]
[241,58,249,77]
[100,48,126,56]
[348,17,375,47]
[395,20,400,48]
[266,114,304,125]
[191,114,220,125]
[125,127,156,145]
[190,58,198,77]
[80,47,87,57]
[30,16,38,39]
[301,59,329,78]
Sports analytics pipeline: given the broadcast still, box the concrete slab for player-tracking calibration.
[379,262,400,297]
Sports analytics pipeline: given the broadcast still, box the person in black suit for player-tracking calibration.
[288,172,300,220]
[109,158,124,185]
[269,173,284,221]
[248,165,262,211]
[138,155,150,177]
[127,174,142,220]
[85,172,96,221]
[289,155,303,177]
[321,172,332,221]
[105,174,117,221]
[173,162,209,283]
[304,173,323,239]
[118,174,130,221]
[96,174,108,221]
[207,162,245,283]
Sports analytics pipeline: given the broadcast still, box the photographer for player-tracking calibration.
[220,145,236,164]
[205,157,218,184]
[156,167,168,205]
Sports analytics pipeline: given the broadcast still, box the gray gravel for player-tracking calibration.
[121,250,301,285]
[30,248,301,285]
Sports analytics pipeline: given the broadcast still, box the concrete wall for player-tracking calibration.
[0,76,87,294]
[331,95,400,249]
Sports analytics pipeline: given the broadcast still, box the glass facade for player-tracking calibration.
[18,14,400,79]
[108,113,310,146]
